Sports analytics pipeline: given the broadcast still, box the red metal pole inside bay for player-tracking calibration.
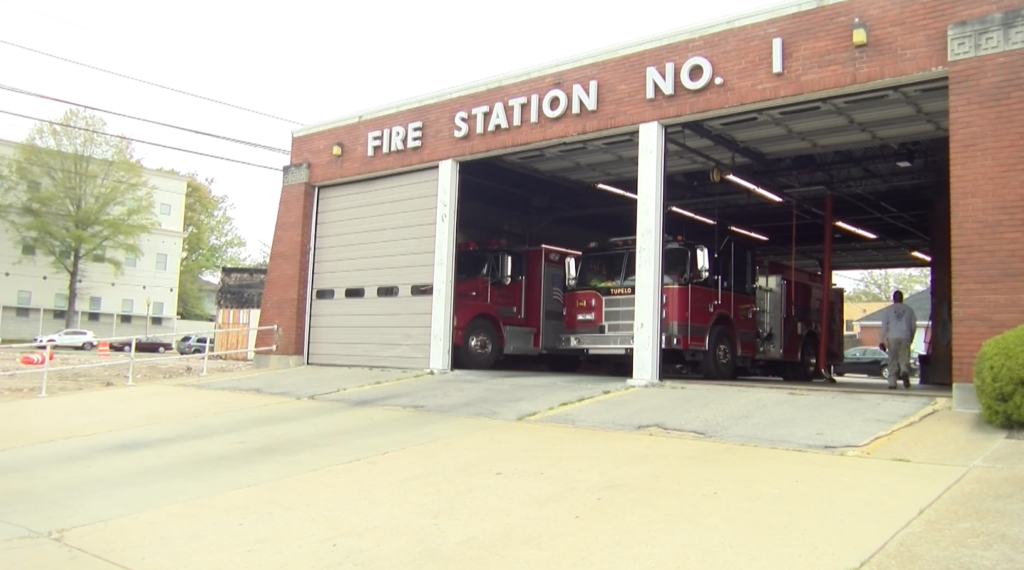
[819,193,833,376]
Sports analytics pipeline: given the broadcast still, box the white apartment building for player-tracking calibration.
[0,139,188,343]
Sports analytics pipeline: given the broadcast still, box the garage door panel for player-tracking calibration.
[311,265,433,288]
[308,342,428,361]
[315,196,437,224]
[312,252,436,273]
[316,211,436,237]
[315,223,436,247]
[305,351,429,370]
[319,168,438,197]
[314,237,435,263]
[309,168,438,369]
[307,327,430,345]
[309,312,431,329]
[318,184,436,212]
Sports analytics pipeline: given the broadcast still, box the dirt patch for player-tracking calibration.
[0,349,252,401]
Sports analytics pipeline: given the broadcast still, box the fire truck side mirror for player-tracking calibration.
[565,257,578,289]
[696,246,711,281]
[498,253,513,286]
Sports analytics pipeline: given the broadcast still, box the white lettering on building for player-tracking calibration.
[367,121,424,157]
[646,56,718,100]
[453,80,598,139]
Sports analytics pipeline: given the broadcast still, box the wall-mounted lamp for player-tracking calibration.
[332,143,344,157]
[853,19,869,47]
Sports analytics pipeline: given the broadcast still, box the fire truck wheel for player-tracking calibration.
[788,336,818,382]
[701,326,737,380]
[461,319,500,370]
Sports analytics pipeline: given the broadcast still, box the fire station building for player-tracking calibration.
[256,0,1024,409]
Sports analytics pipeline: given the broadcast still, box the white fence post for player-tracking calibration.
[201,336,211,376]
[126,336,137,385]
[39,344,51,397]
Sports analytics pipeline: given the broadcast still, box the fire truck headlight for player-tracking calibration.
[577,312,595,322]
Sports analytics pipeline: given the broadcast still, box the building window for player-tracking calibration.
[54,293,68,310]
[377,286,399,298]
[90,248,106,263]
[160,203,172,216]
[121,299,134,314]
[410,284,433,296]
[120,314,132,324]
[17,290,32,306]
[344,288,365,299]
[152,301,164,316]
[845,319,855,333]
[16,308,30,318]
[125,254,138,268]
[89,296,102,311]
[54,310,67,320]
[21,237,35,256]
[88,312,101,322]
[151,316,164,326]
[156,253,168,271]
[315,289,335,300]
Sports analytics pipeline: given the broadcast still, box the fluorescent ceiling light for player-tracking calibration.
[595,183,638,200]
[724,174,784,203]
[728,226,769,241]
[834,221,878,240]
[541,244,583,256]
[670,206,716,226]
[895,160,913,168]
[911,251,932,262]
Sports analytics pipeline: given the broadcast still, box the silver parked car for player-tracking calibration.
[176,335,212,355]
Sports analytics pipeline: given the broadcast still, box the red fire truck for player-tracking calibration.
[557,235,844,380]
[453,239,584,371]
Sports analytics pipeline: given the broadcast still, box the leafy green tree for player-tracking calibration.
[843,268,930,303]
[176,177,248,320]
[0,109,156,328]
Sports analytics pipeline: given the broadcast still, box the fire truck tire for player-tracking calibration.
[460,319,500,370]
[546,355,583,373]
[788,336,818,382]
[701,326,737,380]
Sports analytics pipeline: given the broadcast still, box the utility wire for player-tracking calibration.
[0,39,304,125]
[0,83,290,154]
[0,109,283,171]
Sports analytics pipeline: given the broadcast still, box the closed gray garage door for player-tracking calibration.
[308,168,438,368]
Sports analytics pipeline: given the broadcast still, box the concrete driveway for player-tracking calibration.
[3,376,1001,570]
[193,366,939,450]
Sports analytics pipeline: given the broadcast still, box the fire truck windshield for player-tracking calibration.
[574,247,692,289]
[455,251,491,279]
[575,251,631,288]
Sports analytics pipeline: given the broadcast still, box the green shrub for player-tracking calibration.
[974,324,1024,428]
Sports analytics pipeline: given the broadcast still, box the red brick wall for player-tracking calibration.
[263,0,1022,358]
[256,181,315,355]
[948,43,1024,383]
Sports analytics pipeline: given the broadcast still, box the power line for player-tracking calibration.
[0,109,283,171]
[0,39,304,125]
[0,83,290,154]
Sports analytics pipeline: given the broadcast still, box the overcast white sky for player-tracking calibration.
[0,0,870,288]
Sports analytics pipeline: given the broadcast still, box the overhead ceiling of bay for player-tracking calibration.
[459,78,949,271]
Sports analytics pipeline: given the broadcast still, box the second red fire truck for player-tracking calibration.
[557,235,845,380]
[452,239,585,371]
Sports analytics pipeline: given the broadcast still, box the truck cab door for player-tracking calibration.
[489,252,525,323]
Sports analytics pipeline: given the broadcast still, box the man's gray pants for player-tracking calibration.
[887,337,911,386]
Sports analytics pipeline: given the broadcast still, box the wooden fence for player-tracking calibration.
[215,309,262,360]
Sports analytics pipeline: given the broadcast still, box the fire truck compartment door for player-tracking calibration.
[307,168,438,368]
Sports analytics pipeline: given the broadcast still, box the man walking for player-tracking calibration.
[879,290,917,389]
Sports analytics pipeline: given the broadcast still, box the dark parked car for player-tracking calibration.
[110,336,174,354]
[833,346,919,380]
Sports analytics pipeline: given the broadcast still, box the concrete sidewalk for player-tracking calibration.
[3,380,1004,570]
